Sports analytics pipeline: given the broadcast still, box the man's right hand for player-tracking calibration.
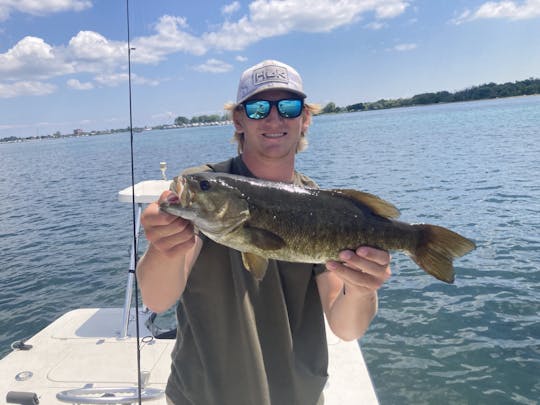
[141,190,196,258]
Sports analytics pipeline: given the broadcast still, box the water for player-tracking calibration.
[1,96,539,404]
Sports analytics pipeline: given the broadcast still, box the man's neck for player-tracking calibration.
[241,154,295,183]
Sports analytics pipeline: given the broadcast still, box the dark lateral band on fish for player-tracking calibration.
[160,172,476,283]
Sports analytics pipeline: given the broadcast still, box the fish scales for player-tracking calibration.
[243,188,415,262]
[161,172,476,283]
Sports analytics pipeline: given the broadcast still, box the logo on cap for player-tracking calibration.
[252,65,289,85]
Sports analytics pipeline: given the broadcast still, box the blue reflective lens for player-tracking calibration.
[243,99,304,120]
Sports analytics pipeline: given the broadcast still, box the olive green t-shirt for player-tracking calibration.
[166,156,328,405]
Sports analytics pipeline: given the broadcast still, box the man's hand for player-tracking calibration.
[326,246,391,294]
[141,191,196,258]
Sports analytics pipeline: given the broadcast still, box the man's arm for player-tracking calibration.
[316,247,391,341]
[136,191,202,313]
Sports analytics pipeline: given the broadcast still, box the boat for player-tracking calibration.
[0,169,379,404]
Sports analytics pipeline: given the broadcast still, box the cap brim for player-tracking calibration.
[238,85,306,104]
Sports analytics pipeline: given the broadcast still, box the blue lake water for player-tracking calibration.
[1,96,539,404]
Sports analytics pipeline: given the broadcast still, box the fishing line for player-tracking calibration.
[125,0,143,403]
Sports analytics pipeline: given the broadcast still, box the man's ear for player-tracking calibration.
[302,109,312,132]
[233,109,245,132]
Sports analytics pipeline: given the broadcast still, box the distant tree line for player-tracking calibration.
[174,114,229,126]
[321,78,540,114]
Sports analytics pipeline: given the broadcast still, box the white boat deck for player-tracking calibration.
[1,308,378,404]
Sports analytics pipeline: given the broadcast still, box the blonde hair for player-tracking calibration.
[224,101,321,154]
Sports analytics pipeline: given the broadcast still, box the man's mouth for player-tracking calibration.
[263,132,286,138]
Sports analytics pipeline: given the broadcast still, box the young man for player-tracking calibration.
[136,60,391,405]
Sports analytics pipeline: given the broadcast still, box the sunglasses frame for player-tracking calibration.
[242,98,305,120]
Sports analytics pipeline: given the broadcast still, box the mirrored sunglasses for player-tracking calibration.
[242,99,304,120]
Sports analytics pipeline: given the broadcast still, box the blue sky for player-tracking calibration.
[1,0,539,138]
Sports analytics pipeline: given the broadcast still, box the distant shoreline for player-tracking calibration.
[2,78,539,144]
[318,78,540,115]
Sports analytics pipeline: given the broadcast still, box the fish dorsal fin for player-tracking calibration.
[333,189,400,218]
[241,253,269,281]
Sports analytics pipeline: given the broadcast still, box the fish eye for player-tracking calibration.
[199,180,211,191]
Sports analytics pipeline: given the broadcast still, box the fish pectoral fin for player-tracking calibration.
[243,226,286,251]
[333,189,401,218]
[241,253,268,281]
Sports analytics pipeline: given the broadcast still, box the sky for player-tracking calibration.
[0,0,539,138]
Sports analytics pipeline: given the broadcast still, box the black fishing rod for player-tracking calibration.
[125,0,143,403]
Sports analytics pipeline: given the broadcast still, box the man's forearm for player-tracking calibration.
[136,244,188,313]
[327,288,378,341]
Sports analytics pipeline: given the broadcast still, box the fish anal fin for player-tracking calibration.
[333,189,400,218]
[243,226,286,251]
[241,253,268,281]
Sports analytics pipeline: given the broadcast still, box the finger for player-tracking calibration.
[158,190,176,204]
[141,201,181,228]
[326,260,383,290]
[355,246,391,266]
[145,218,193,243]
[152,231,197,256]
[338,250,388,277]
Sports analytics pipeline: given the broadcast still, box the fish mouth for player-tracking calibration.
[160,176,194,217]
[178,176,191,207]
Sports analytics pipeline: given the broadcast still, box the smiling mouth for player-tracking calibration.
[263,132,287,138]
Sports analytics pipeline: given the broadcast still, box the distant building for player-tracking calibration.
[73,129,84,135]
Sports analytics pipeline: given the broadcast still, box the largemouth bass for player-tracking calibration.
[160,172,476,283]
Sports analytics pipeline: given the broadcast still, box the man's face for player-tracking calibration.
[234,89,310,161]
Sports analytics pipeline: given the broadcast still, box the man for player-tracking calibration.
[137,60,391,405]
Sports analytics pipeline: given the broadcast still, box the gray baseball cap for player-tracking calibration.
[236,60,306,104]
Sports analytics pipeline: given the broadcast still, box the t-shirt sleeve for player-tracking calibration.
[313,263,327,276]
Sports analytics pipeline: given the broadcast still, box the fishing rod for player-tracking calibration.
[125,0,143,403]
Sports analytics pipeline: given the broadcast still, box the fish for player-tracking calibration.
[160,172,476,283]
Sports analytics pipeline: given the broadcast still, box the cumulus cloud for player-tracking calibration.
[68,31,125,64]
[67,78,94,90]
[0,0,91,21]
[222,1,241,15]
[0,81,56,98]
[453,0,540,24]
[93,72,159,87]
[131,15,206,63]
[0,36,74,81]
[204,0,408,50]
[1,0,410,97]
[194,59,233,73]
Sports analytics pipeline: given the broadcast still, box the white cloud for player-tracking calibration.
[235,55,248,62]
[0,81,56,98]
[67,78,94,90]
[366,21,386,30]
[194,59,233,73]
[453,0,540,24]
[68,31,125,67]
[222,1,241,15]
[0,0,91,21]
[0,36,74,80]
[0,0,410,98]
[204,0,409,51]
[131,15,206,63]
[94,72,129,87]
[394,43,417,51]
[93,72,159,87]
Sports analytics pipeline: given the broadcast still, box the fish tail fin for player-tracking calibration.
[409,224,476,284]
